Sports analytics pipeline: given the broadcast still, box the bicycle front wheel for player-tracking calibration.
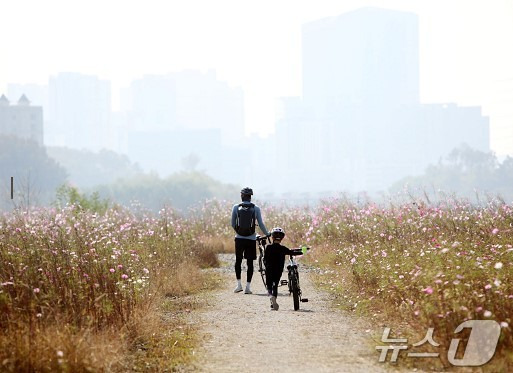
[290,276,300,310]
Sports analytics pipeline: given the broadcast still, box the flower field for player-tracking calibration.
[1,195,512,370]
[0,204,219,371]
[261,197,512,368]
[195,196,513,367]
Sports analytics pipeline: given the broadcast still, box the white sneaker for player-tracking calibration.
[270,296,279,311]
[244,286,252,294]
[234,284,243,293]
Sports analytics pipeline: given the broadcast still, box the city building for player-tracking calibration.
[0,94,43,145]
[272,7,490,194]
[119,70,245,178]
[121,70,244,145]
[47,72,111,150]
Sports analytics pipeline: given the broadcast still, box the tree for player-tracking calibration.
[181,153,200,172]
[0,136,67,210]
[95,170,238,211]
[46,146,142,189]
[391,144,513,202]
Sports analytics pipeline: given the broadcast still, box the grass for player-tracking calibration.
[3,195,511,370]
[192,196,513,370]
[0,204,221,372]
[301,197,513,370]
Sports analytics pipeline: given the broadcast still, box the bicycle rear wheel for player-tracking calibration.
[258,255,266,288]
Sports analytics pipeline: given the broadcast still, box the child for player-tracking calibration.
[264,227,304,310]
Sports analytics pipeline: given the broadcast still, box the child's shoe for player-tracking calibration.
[270,296,279,310]
[234,283,243,293]
[244,283,252,294]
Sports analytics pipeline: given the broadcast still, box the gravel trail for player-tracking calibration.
[191,254,389,372]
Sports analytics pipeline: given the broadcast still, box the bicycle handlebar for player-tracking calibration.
[256,234,271,242]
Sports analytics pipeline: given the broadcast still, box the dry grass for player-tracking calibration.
[164,262,218,298]
[0,265,221,373]
[127,270,221,372]
[0,325,126,372]
[198,235,234,255]
[0,205,222,372]
[302,199,513,371]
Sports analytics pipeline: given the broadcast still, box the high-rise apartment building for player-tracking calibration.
[303,8,419,112]
[273,7,489,193]
[121,70,244,145]
[48,72,111,150]
[120,70,245,178]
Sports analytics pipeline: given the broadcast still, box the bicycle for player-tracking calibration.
[286,246,309,310]
[257,235,309,310]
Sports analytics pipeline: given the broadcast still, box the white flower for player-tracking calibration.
[494,262,503,269]
[483,310,492,317]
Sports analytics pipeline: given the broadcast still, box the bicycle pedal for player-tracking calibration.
[301,298,309,302]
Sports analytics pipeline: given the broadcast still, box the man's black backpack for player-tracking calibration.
[235,203,256,236]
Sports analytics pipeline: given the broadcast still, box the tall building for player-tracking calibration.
[303,8,419,112]
[273,7,490,194]
[120,70,245,178]
[121,70,244,145]
[0,94,43,145]
[170,70,244,145]
[120,75,176,132]
[48,72,111,150]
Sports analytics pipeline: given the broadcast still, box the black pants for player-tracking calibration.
[235,238,256,282]
[266,268,283,297]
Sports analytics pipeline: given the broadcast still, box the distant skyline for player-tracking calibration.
[1,0,512,154]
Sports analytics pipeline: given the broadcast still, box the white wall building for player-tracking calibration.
[0,94,43,145]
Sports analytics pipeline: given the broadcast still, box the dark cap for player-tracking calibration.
[240,187,253,195]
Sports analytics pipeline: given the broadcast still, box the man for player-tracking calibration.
[231,187,269,294]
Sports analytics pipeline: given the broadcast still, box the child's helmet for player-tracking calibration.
[271,227,285,240]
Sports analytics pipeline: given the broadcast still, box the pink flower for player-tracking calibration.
[121,274,129,280]
[109,268,115,273]
[33,288,40,293]
[485,284,492,290]
[492,228,499,235]
[422,286,434,294]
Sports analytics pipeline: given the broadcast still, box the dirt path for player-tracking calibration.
[191,254,389,372]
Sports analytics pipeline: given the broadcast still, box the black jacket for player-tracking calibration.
[264,243,302,275]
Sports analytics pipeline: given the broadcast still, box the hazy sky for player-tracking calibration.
[1,0,512,153]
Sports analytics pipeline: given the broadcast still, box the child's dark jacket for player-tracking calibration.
[264,243,302,276]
